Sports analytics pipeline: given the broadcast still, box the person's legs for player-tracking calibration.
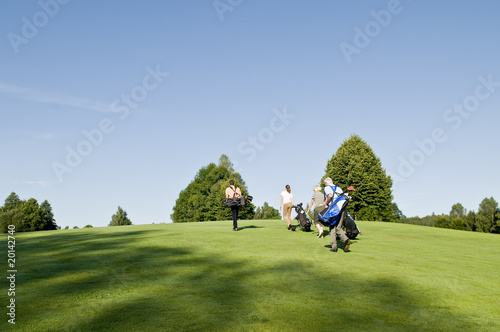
[282,203,291,227]
[335,211,351,251]
[329,225,338,251]
[314,206,324,237]
[231,206,238,230]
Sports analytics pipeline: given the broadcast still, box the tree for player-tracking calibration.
[322,134,395,221]
[434,215,450,229]
[476,197,499,233]
[0,193,57,232]
[1,192,22,212]
[109,206,132,226]
[449,217,465,230]
[450,203,467,218]
[392,202,405,221]
[464,211,476,232]
[39,200,57,231]
[254,202,281,220]
[171,155,255,222]
[23,198,42,232]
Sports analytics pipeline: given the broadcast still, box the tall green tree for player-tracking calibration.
[171,155,255,222]
[475,197,499,233]
[322,134,395,221]
[109,206,132,226]
[39,200,57,231]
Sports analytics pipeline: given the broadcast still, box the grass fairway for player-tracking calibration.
[6,220,500,331]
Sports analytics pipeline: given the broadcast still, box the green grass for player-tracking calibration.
[4,220,500,331]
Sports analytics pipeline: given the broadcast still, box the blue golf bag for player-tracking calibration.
[318,193,350,227]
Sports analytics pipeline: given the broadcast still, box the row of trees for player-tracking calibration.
[0,193,58,232]
[0,191,132,232]
[171,136,401,223]
[401,198,500,233]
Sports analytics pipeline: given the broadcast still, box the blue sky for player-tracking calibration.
[1,0,499,228]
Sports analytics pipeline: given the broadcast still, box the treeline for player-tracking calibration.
[399,198,500,234]
[0,192,57,232]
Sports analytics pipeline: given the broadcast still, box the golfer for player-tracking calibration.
[226,180,242,231]
[280,185,295,229]
[323,177,351,252]
[306,185,325,238]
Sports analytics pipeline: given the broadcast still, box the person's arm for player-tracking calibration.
[306,198,314,214]
[324,193,332,206]
[279,195,283,211]
[225,188,230,198]
[291,194,295,207]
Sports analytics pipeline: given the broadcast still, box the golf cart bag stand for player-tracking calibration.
[343,212,360,239]
[290,203,312,232]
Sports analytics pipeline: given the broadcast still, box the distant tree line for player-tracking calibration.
[0,192,57,232]
[254,202,281,220]
[399,198,500,234]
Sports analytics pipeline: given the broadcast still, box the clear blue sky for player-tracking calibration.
[1,0,499,228]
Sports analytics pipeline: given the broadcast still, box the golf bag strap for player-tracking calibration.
[231,186,239,198]
[324,185,337,203]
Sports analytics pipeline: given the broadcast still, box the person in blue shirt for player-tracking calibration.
[323,177,351,252]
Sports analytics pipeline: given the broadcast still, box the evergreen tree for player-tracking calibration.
[39,200,57,231]
[171,155,255,222]
[322,134,395,221]
[109,206,132,226]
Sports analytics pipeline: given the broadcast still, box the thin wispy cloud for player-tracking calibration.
[24,180,60,187]
[0,82,113,113]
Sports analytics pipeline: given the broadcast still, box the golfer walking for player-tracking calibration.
[323,177,351,252]
[226,180,242,231]
[280,185,295,229]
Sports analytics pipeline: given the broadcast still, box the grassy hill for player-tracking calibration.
[6,220,500,331]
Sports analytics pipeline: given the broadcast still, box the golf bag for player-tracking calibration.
[318,193,350,227]
[222,195,253,208]
[290,203,312,232]
[343,212,360,239]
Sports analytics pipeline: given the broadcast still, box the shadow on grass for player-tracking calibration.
[15,229,481,332]
[237,225,264,231]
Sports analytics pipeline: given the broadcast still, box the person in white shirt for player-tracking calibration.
[323,177,351,252]
[280,185,295,230]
